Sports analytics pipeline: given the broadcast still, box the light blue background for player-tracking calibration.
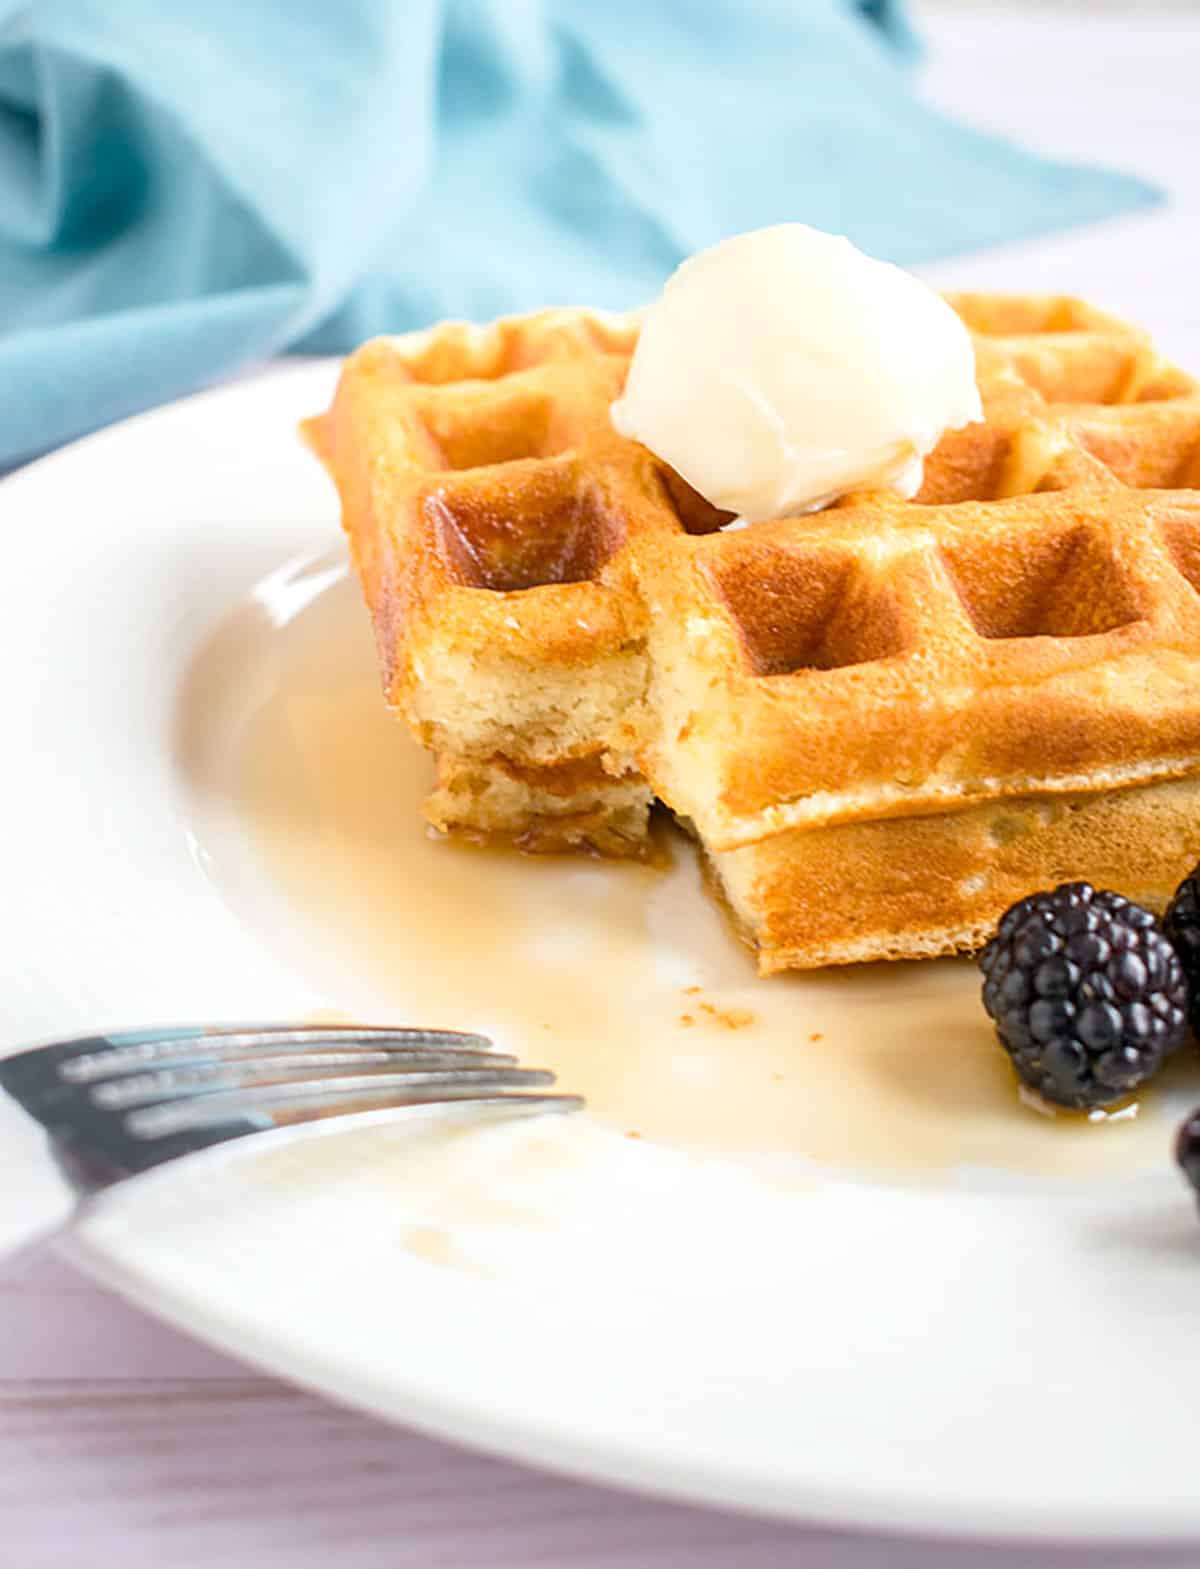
[0,1,1157,464]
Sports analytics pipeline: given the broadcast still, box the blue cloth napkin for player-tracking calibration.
[0,0,1156,466]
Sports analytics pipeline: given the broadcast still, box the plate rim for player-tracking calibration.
[54,1228,1200,1545]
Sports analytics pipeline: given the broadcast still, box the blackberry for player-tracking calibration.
[1176,1108,1200,1202]
[979,882,1188,1110]
[1163,862,1200,1034]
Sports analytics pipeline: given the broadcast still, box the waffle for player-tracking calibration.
[303,295,1200,970]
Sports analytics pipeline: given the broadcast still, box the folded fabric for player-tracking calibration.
[0,0,1157,467]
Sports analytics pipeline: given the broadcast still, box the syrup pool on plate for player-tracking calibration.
[183,553,1200,1184]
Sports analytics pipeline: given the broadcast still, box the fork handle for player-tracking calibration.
[0,1094,79,1260]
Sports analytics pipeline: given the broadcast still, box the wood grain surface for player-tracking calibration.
[6,7,1200,1565]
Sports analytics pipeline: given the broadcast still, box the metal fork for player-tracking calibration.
[0,1024,581,1259]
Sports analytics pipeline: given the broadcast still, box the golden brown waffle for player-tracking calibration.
[304,295,1200,970]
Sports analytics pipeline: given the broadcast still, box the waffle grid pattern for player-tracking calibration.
[307,296,1200,965]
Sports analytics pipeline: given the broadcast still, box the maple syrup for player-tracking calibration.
[186,555,1198,1183]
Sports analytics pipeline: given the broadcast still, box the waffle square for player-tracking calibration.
[304,295,1200,968]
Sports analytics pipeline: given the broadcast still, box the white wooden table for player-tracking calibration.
[6,7,1200,1563]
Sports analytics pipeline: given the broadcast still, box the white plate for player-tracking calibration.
[5,362,1200,1544]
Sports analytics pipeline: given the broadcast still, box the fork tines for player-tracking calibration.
[0,1024,580,1162]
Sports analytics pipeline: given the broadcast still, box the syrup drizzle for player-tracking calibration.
[187,562,1198,1183]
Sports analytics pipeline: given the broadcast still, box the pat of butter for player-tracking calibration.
[611,224,982,522]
